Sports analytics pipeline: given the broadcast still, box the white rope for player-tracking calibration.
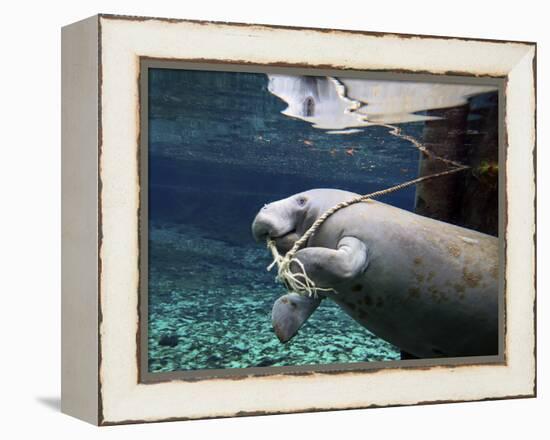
[267,239,336,298]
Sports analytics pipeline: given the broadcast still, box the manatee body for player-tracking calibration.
[252,188,499,358]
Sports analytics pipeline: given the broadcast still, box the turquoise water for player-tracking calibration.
[147,68,497,372]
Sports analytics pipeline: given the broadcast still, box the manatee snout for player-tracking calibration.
[251,209,275,242]
[252,202,299,253]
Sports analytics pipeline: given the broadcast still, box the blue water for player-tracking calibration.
[146,68,496,372]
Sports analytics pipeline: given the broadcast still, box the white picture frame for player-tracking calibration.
[61,14,536,425]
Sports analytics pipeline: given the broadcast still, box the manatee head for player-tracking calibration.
[251,188,357,254]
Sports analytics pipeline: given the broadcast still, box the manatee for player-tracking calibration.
[252,189,499,358]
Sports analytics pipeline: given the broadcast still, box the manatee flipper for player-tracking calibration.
[272,293,322,343]
[291,236,369,287]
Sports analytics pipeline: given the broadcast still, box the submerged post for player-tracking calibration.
[414,97,499,236]
[414,104,470,223]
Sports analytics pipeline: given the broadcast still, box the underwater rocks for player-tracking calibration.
[255,357,285,367]
[148,222,400,373]
[158,334,179,347]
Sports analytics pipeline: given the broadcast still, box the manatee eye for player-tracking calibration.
[297,196,307,207]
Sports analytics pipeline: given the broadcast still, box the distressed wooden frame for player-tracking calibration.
[61,14,536,425]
